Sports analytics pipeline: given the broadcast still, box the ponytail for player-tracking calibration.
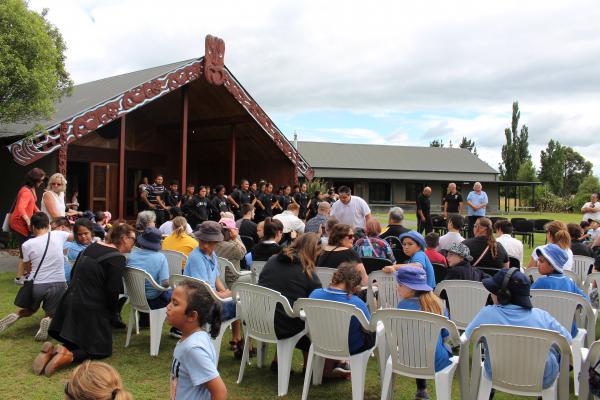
[180,280,222,339]
[545,220,571,249]
[67,361,133,400]
[207,302,222,339]
[172,216,187,237]
[417,291,444,316]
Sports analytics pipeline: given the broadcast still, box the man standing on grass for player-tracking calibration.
[416,187,432,235]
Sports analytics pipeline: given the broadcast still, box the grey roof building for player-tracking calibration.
[297,141,500,212]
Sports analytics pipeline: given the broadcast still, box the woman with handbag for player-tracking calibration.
[32,223,136,377]
[0,212,70,341]
[7,168,46,285]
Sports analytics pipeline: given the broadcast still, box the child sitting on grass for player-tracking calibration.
[167,280,227,400]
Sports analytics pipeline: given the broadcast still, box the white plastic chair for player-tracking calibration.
[251,260,267,284]
[367,270,399,312]
[372,309,462,400]
[573,255,594,287]
[160,249,187,276]
[465,325,571,400]
[232,282,304,397]
[583,272,600,298]
[218,257,252,289]
[433,280,489,330]
[169,274,238,366]
[530,289,596,395]
[315,267,336,288]
[525,266,542,283]
[579,339,600,400]
[122,266,168,356]
[293,298,379,400]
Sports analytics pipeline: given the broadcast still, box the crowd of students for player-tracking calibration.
[3,168,600,399]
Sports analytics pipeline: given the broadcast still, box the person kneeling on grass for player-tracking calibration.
[465,268,572,390]
[182,221,240,354]
[382,231,436,289]
[0,212,70,342]
[531,243,590,338]
[396,267,453,400]
[309,261,373,376]
[168,280,227,400]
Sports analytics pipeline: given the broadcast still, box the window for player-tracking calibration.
[405,182,423,201]
[369,182,391,203]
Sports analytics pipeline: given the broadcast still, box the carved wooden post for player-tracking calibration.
[230,126,236,188]
[118,116,126,220]
[57,123,68,176]
[181,86,189,191]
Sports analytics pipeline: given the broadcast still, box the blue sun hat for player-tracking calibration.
[399,231,426,250]
[536,244,569,273]
[395,266,433,292]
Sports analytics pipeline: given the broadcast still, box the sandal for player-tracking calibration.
[233,339,257,359]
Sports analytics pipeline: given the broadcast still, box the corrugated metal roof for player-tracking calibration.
[297,141,498,175]
[0,59,196,138]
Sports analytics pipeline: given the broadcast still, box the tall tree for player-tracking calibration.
[429,139,444,147]
[499,101,531,180]
[0,0,72,124]
[538,140,566,195]
[458,137,477,156]
[563,146,593,195]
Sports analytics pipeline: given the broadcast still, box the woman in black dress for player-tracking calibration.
[32,223,137,377]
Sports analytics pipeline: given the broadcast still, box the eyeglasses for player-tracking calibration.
[346,234,354,239]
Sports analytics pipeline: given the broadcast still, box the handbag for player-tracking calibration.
[2,195,18,233]
[14,232,51,309]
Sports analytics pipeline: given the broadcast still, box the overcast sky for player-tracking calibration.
[29,0,600,175]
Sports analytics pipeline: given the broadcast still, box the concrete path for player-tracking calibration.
[0,253,18,273]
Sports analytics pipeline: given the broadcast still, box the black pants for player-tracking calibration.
[417,215,432,235]
[62,339,107,363]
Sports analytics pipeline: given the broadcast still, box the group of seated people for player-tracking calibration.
[3,199,599,399]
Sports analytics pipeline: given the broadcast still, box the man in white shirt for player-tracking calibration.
[0,212,70,341]
[273,203,305,235]
[581,193,600,222]
[438,214,465,251]
[330,186,371,229]
[494,220,524,269]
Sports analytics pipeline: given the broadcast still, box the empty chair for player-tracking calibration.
[367,270,399,312]
[232,282,305,397]
[512,219,535,248]
[434,280,489,330]
[533,219,553,234]
[583,272,600,300]
[250,260,267,284]
[465,324,571,399]
[432,215,448,235]
[122,266,168,356]
[293,298,379,400]
[160,249,187,276]
[315,267,336,289]
[579,339,600,400]
[360,256,392,274]
[217,257,252,290]
[373,309,462,400]
[239,235,255,252]
[530,289,596,395]
[169,274,238,365]
[508,257,520,269]
[573,255,594,287]
[432,262,447,284]
[489,216,508,227]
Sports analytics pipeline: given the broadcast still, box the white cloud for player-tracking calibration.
[26,0,600,174]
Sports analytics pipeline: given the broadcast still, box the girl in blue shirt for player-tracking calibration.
[309,261,374,357]
[395,266,452,400]
[383,231,436,288]
[167,279,227,400]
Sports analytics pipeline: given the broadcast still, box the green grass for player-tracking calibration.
[0,269,591,400]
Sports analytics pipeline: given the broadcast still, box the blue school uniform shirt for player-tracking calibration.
[184,247,220,290]
[63,241,88,283]
[127,248,169,300]
[309,288,371,354]
[467,191,488,217]
[397,298,453,372]
[531,272,590,337]
[410,250,436,289]
[171,330,219,400]
[465,304,572,389]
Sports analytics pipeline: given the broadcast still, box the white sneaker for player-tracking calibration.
[0,313,19,333]
[14,277,25,285]
[34,317,51,341]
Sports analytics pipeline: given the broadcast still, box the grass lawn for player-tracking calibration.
[0,268,591,400]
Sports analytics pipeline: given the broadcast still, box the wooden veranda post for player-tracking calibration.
[181,86,189,191]
[118,115,126,220]
[230,126,236,188]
